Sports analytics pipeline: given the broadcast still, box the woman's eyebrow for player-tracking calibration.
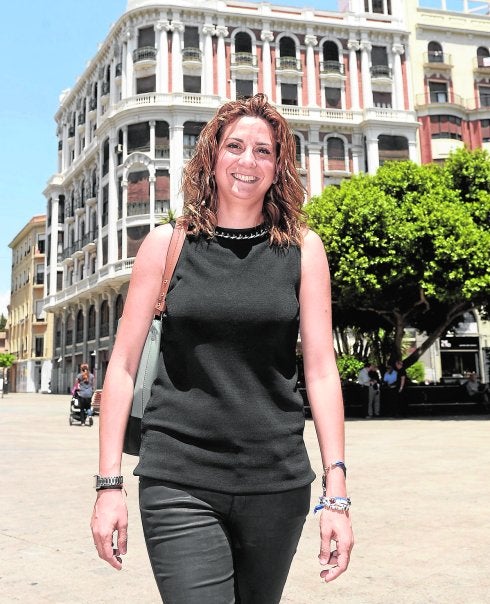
[225,136,273,147]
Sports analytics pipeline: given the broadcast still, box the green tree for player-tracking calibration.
[0,353,15,398]
[0,314,6,330]
[305,155,490,368]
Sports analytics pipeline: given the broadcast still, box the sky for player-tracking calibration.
[0,0,466,316]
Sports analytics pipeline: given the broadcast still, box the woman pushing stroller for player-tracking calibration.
[73,362,95,425]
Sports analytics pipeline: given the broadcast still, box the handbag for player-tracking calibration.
[123,224,187,456]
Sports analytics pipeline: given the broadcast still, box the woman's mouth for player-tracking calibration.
[232,173,259,183]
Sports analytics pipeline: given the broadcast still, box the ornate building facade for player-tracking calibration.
[409,0,490,163]
[43,0,417,392]
[8,216,53,393]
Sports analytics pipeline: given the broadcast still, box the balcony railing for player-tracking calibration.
[276,56,301,71]
[320,60,344,75]
[231,52,257,67]
[371,64,392,78]
[155,145,170,158]
[424,52,452,67]
[416,92,464,107]
[133,46,157,63]
[182,47,202,63]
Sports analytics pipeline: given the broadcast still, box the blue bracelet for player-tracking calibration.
[314,496,351,513]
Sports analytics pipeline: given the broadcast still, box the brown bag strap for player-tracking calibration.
[154,223,187,315]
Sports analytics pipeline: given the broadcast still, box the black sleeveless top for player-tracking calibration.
[134,225,315,494]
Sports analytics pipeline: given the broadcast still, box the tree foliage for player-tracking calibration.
[0,353,15,399]
[305,152,490,368]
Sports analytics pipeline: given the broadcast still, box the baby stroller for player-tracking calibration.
[69,390,94,426]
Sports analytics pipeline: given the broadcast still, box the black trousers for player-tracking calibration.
[139,478,311,604]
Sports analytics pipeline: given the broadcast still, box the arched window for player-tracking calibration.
[66,315,74,346]
[477,46,490,68]
[322,41,342,74]
[235,31,252,54]
[114,294,124,334]
[76,310,84,343]
[428,41,443,63]
[100,300,110,337]
[294,135,302,167]
[88,305,96,341]
[326,137,346,171]
[278,37,297,70]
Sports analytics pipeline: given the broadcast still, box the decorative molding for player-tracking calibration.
[261,30,274,43]
[305,35,318,47]
[215,25,228,38]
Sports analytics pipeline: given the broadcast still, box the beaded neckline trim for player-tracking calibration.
[214,224,269,240]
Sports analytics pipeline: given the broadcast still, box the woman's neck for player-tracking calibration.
[216,204,264,229]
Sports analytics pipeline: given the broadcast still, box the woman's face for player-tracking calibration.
[214,116,276,211]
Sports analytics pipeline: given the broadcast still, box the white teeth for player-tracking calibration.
[233,173,257,182]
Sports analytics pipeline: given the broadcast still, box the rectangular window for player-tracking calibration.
[236,79,253,99]
[479,86,490,108]
[136,75,156,94]
[183,75,201,94]
[35,300,45,321]
[430,115,462,140]
[184,26,200,48]
[325,87,341,109]
[56,270,63,292]
[35,336,44,357]
[138,26,155,48]
[429,81,448,104]
[281,83,298,106]
[35,263,44,285]
[373,91,392,108]
[37,234,45,254]
[481,119,490,142]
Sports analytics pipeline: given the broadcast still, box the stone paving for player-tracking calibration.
[0,393,489,604]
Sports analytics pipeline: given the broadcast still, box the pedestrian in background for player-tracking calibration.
[91,94,353,604]
[75,362,94,425]
[358,361,380,418]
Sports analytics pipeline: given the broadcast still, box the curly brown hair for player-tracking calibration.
[179,94,307,246]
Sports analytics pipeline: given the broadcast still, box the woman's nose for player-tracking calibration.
[239,146,256,166]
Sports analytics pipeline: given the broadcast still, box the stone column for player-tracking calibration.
[305,34,318,107]
[408,138,418,163]
[215,25,228,99]
[360,40,373,109]
[155,20,171,93]
[366,135,379,174]
[307,143,323,196]
[347,39,360,110]
[149,171,156,227]
[202,24,215,96]
[149,120,156,157]
[124,28,134,98]
[351,133,364,174]
[261,30,274,100]
[107,134,118,264]
[169,124,184,214]
[121,178,128,258]
[171,21,185,94]
[392,43,404,110]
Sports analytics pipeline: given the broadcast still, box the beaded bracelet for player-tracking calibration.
[314,496,352,514]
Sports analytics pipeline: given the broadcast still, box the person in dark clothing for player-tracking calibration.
[75,362,95,424]
[91,94,353,603]
[394,359,408,417]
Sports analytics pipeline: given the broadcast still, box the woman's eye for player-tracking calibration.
[257,148,271,155]
[226,143,240,150]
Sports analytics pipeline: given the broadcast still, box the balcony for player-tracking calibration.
[88,97,97,113]
[133,46,157,71]
[68,126,75,138]
[101,81,110,98]
[276,56,301,74]
[423,52,452,70]
[155,145,170,159]
[82,230,97,251]
[77,113,85,127]
[416,92,465,108]
[182,47,202,71]
[231,53,258,73]
[370,64,392,79]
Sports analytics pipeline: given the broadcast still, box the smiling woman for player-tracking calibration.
[91,93,353,604]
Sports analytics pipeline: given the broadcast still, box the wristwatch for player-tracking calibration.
[94,475,124,491]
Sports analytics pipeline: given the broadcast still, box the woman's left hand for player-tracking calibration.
[318,509,354,582]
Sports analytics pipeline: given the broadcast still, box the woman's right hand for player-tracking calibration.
[91,489,128,570]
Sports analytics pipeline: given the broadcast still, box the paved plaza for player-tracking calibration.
[0,393,489,604]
